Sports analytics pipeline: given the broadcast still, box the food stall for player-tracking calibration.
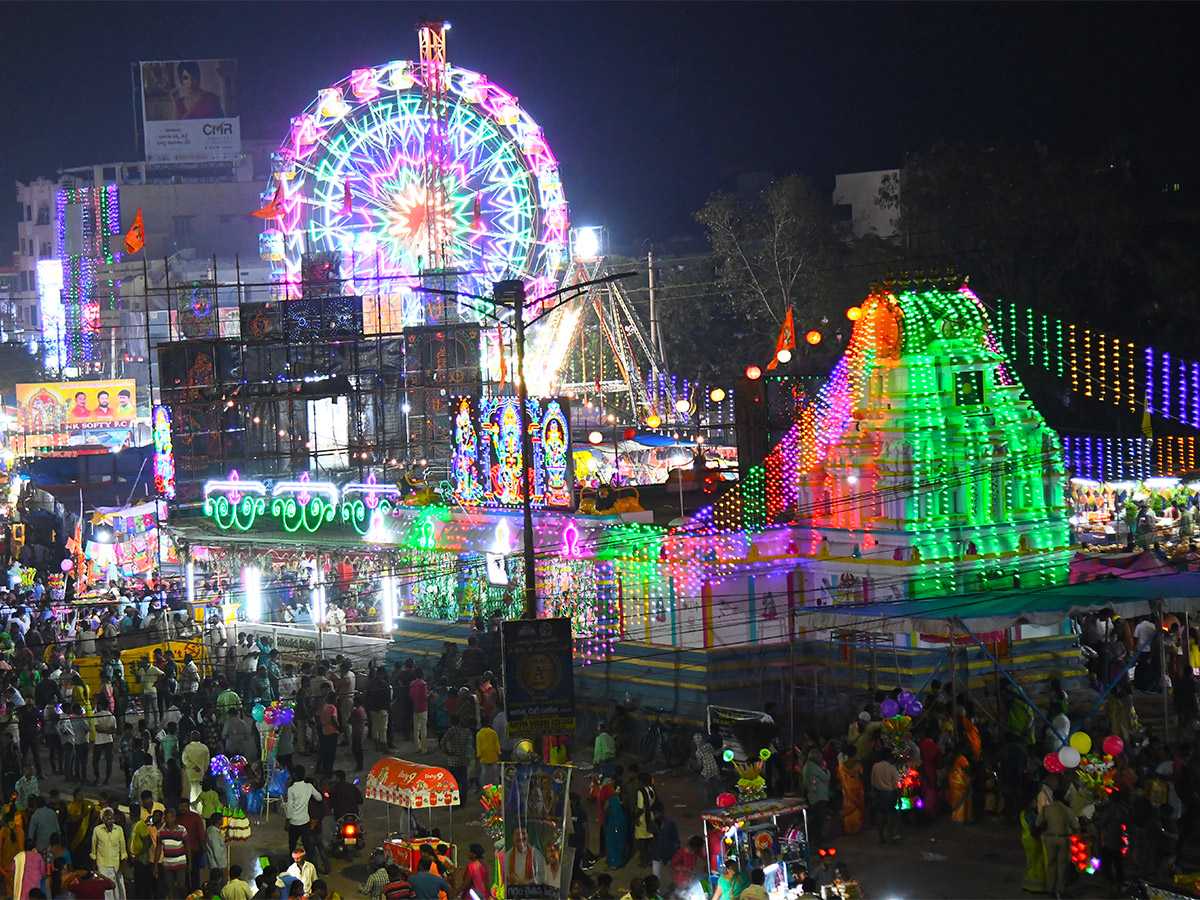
[702,798,809,899]
[365,757,461,871]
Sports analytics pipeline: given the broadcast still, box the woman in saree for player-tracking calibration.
[836,749,865,835]
[918,730,943,822]
[1019,799,1046,893]
[65,790,97,858]
[948,744,973,824]
[605,783,629,870]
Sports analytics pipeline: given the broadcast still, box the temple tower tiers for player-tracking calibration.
[776,276,1070,599]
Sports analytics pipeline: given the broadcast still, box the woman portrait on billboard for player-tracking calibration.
[172,61,224,119]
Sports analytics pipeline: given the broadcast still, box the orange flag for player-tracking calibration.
[251,182,284,220]
[124,208,145,254]
[766,307,796,370]
[341,182,353,216]
[471,195,483,231]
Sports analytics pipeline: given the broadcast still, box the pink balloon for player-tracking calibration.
[716,792,737,808]
[60,559,74,573]
[1043,752,1065,774]
[1102,735,1125,757]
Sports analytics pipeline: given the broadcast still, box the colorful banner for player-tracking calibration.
[501,762,571,899]
[140,59,240,163]
[17,380,138,428]
[502,618,576,737]
[450,396,574,510]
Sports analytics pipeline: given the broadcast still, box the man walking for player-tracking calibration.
[439,715,472,799]
[1037,788,1080,899]
[870,756,901,844]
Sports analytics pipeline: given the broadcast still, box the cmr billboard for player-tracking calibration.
[139,59,240,163]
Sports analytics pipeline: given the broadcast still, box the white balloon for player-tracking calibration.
[1058,745,1082,769]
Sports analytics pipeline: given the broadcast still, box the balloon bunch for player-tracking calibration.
[258,702,295,726]
[881,690,923,720]
[479,784,504,839]
[1044,733,1124,776]
[210,754,250,779]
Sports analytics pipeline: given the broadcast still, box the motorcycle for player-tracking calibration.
[332,813,365,857]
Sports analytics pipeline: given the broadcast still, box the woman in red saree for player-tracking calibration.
[918,732,942,822]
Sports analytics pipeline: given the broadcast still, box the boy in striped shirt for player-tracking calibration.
[158,807,192,899]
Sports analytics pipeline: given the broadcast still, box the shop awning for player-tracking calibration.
[365,757,460,809]
[794,571,1200,636]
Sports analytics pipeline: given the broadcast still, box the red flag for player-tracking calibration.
[766,307,796,370]
[251,182,284,220]
[471,195,483,231]
[124,208,145,254]
[497,325,508,386]
[341,182,353,216]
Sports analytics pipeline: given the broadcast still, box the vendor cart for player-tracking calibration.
[702,798,809,899]
[365,757,461,871]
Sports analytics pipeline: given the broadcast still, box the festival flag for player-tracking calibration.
[471,195,484,231]
[341,182,353,216]
[251,182,284,220]
[1142,399,1154,439]
[766,307,796,370]
[497,324,508,386]
[124,208,145,255]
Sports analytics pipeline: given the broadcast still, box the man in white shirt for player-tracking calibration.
[284,765,328,873]
[278,849,318,896]
[1134,618,1158,654]
[91,701,118,785]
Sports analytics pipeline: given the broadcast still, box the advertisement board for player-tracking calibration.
[501,762,572,899]
[450,396,574,510]
[140,59,240,162]
[501,617,575,737]
[17,381,139,428]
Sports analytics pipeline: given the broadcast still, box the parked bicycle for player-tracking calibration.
[637,707,692,768]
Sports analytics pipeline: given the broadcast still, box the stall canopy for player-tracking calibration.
[795,571,1200,635]
[365,757,461,808]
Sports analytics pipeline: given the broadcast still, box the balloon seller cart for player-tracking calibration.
[702,798,810,900]
[365,757,462,871]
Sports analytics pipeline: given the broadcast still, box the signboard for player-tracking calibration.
[140,59,241,163]
[450,396,574,510]
[501,762,572,899]
[502,617,575,737]
[17,381,139,428]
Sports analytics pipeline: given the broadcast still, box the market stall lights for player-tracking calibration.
[588,431,603,445]
[775,349,792,364]
[710,388,726,402]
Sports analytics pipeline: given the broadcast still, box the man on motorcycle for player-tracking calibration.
[328,770,363,820]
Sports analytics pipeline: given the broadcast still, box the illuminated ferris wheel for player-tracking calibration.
[260,22,568,316]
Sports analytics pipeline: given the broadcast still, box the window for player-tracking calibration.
[173,215,195,239]
[18,271,27,292]
[24,204,31,222]
[29,306,38,326]
[39,242,52,258]
[19,239,26,254]
[35,205,50,225]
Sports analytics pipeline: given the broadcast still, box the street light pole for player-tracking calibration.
[495,280,539,620]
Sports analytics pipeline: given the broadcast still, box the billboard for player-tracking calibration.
[17,381,139,428]
[450,396,574,510]
[501,618,576,738]
[140,59,240,162]
[501,762,572,899]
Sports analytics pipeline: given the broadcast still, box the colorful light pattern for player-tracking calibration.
[994,297,1200,425]
[55,184,121,369]
[264,54,567,310]
[152,406,176,499]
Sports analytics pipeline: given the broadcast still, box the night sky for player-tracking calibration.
[2,3,1195,256]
